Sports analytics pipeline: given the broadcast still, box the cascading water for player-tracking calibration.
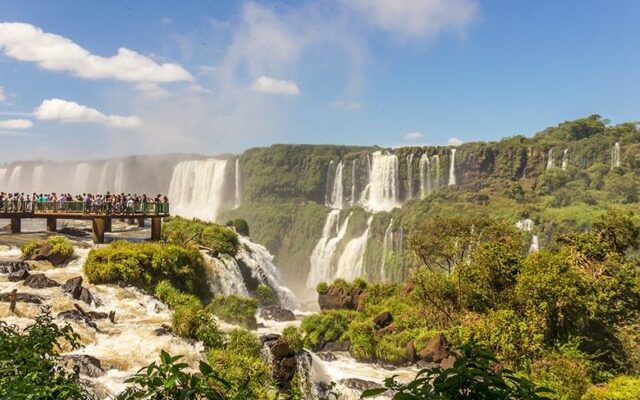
[234,158,241,209]
[32,165,44,191]
[448,148,457,186]
[324,161,335,206]
[350,159,357,207]
[74,163,92,193]
[380,219,394,282]
[406,154,414,200]
[432,155,440,190]
[167,159,228,221]
[419,153,431,199]
[97,162,110,193]
[204,253,250,297]
[335,217,373,281]
[366,152,399,212]
[515,218,539,253]
[561,149,569,171]
[612,142,620,168]
[7,165,22,192]
[546,149,555,170]
[328,161,344,209]
[113,162,124,193]
[306,211,352,289]
[0,168,6,188]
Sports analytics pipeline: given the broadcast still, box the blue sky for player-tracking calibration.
[0,0,638,162]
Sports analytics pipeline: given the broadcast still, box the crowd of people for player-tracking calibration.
[0,192,169,215]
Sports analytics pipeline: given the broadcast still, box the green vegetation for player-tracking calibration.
[256,283,277,306]
[163,216,239,256]
[226,218,250,236]
[0,308,88,399]
[300,309,354,351]
[84,240,208,299]
[283,326,304,353]
[207,294,258,329]
[21,235,74,261]
[582,376,640,400]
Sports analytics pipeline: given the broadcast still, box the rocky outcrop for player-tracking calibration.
[62,355,105,378]
[25,244,71,266]
[318,285,364,311]
[374,312,393,329]
[340,378,382,392]
[62,277,84,299]
[0,291,44,304]
[8,269,29,281]
[261,334,299,392]
[154,324,173,336]
[322,340,350,352]
[316,352,337,361]
[24,273,60,288]
[419,333,450,363]
[0,261,29,274]
[58,309,98,330]
[259,305,296,321]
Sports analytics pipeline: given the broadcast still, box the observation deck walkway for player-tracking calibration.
[0,201,169,244]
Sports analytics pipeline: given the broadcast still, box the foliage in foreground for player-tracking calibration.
[116,350,228,400]
[163,217,239,256]
[362,344,553,400]
[207,294,258,329]
[0,308,89,400]
[21,235,74,260]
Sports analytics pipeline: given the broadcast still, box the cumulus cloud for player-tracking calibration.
[251,76,300,95]
[135,82,169,99]
[331,100,362,110]
[0,86,5,102]
[344,0,479,39]
[33,99,142,128]
[0,22,193,83]
[0,119,32,130]
[448,137,463,146]
[404,131,425,141]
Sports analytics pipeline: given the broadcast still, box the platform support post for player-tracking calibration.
[46,217,57,232]
[10,218,21,234]
[151,217,162,241]
[92,218,105,244]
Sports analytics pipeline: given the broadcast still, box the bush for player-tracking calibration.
[301,310,354,351]
[85,241,208,298]
[226,328,262,357]
[283,326,303,353]
[255,283,276,306]
[208,295,258,329]
[20,236,74,261]
[163,217,239,256]
[581,376,640,400]
[316,281,329,294]
[529,345,593,400]
[20,239,40,258]
[226,218,250,237]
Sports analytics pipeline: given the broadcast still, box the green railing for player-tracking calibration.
[0,200,169,216]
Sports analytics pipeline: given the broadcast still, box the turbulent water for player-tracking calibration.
[306,211,352,289]
[335,217,373,281]
[366,152,399,212]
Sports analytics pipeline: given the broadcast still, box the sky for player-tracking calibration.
[0,0,639,163]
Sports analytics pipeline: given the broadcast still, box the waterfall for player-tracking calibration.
[515,218,539,253]
[306,210,352,288]
[32,165,44,191]
[0,168,6,188]
[365,152,399,212]
[328,161,344,209]
[234,158,241,209]
[406,154,414,200]
[612,142,620,168]
[204,253,250,297]
[335,217,373,281]
[324,161,335,206]
[546,149,555,170]
[74,163,92,193]
[561,149,569,171]
[529,235,539,253]
[168,159,229,222]
[7,166,21,192]
[113,162,124,193]
[419,153,431,199]
[380,219,394,282]
[350,159,357,208]
[432,155,440,190]
[97,162,110,193]
[448,148,457,186]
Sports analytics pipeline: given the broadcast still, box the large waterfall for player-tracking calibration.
[365,152,399,212]
[234,158,241,209]
[432,155,440,191]
[306,211,352,289]
[327,161,344,209]
[546,149,555,170]
[419,153,431,199]
[335,217,373,281]
[612,142,620,168]
[406,154,414,200]
[349,159,357,207]
[448,148,457,186]
[380,219,394,282]
[167,159,228,222]
[561,149,569,171]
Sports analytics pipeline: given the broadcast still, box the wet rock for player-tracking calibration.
[87,311,108,320]
[78,288,94,305]
[260,333,281,344]
[269,338,295,360]
[0,261,29,274]
[374,311,393,329]
[154,324,173,336]
[58,227,90,238]
[8,269,29,281]
[441,355,456,369]
[24,273,60,288]
[322,340,350,352]
[0,291,44,304]
[318,285,364,310]
[419,333,449,363]
[340,378,382,392]
[407,341,418,364]
[259,305,296,321]
[62,354,105,378]
[316,352,337,362]
[62,276,84,299]
[273,356,297,390]
[58,309,98,330]
[25,243,70,266]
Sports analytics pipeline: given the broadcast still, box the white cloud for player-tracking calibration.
[0,119,32,130]
[404,131,425,141]
[344,0,479,39]
[0,86,5,102]
[331,100,362,110]
[448,137,463,146]
[135,82,169,99]
[251,76,300,96]
[33,99,142,128]
[0,22,193,83]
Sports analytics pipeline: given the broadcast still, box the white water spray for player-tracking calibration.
[113,162,124,193]
[419,153,431,199]
[335,217,373,281]
[546,149,555,170]
[328,161,344,209]
[448,148,457,186]
[306,210,352,288]
[406,154,414,200]
[432,155,440,190]
[561,149,569,171]
[350,159,357,208]
[234,158,241,209]
[515,218,539,253]
[612,142,620,168]
[380,219,394,282]
[366,152,399,212]
[7,166,21,192]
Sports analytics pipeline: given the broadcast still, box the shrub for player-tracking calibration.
[163,217,239,256]
[255,283,276,306]
[316,281,329,294]
[581,376,640,400]
[300,310,355,351]
[228,218,250,237]
[20,236,74,261]
[20,239,40,258]
[226,328,262,357]
[348,320,377,362]
[283,326,303,353]
[529,345,593,400]
[208,295,258,329]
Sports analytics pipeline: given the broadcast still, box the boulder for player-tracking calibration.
[316,352,337,362]
[318,285,363,310]
[154,324,173,336]
[58,309,98,330]
[8,269,29,281]
[419,333,449,363]
[268,338,294,360]
[441,355,457,369]
[58,227,90,238]
[273,356,298,390]
[24,273,60,288]
[340,378,382,392]
[260,333,281,344]
[87,311,108,320]
[0,292,44,304]
[0,261,29,274]
[62,276,84,299]
[374,311,393,329]
[62,355,104,378]
[26,243,70,266]
[322,340,350,352]
[78,288,94,305]
[260,305,296,321]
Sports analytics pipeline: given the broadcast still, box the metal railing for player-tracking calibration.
[0,200,169,216]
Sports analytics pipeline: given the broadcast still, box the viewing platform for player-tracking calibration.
[0,201,169,244]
